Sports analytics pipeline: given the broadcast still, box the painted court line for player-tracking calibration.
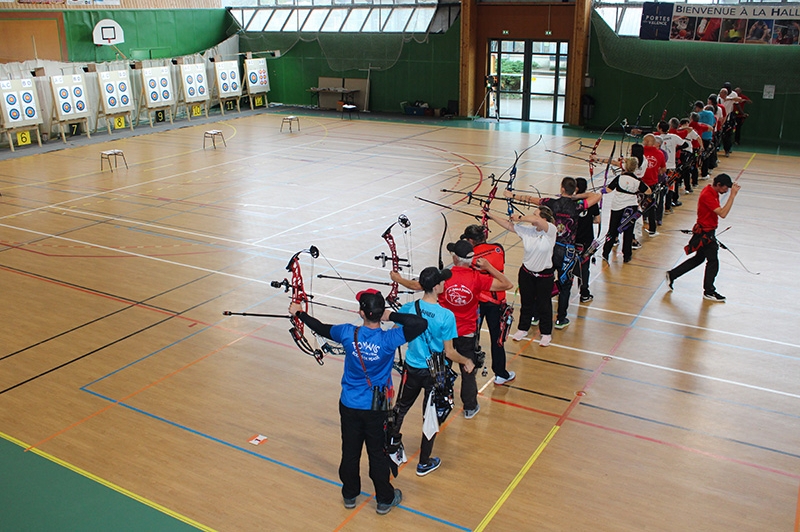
[0,431,214,531]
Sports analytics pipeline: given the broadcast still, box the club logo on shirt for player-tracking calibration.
[445,285,474,306]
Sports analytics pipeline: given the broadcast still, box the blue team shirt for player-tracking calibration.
[330,323,407,410]
[398,300,458,370]
[697,109,715,140]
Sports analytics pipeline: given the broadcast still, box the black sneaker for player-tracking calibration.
[631,240,642,250]
[554,318,570,329]
[344,497,357,509]
[665,271,674,291]
[703,291,726,302]
[416,457,442,477]
[580,294,594,303]
[672,200,683,207]
[376,489,402,515]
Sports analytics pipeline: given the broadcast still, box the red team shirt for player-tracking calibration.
[437,266,494,336]
[642,145,666,187]
[696,184,721,231]
[471,242,506,305]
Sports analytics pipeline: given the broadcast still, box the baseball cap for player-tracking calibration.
[418,267,453,291]
[446,240,474,259]
[356,289,385,316]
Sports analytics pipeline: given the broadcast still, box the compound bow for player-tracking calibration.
[376,214,412,310]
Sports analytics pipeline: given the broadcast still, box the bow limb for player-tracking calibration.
[717,238,760,275]
[438,213,447,270]
[379,215,411,310]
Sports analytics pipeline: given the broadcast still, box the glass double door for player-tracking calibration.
[487,40,568,122]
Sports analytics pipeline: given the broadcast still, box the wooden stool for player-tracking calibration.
[341,104,359,120]
[100,150,128,172]
[280,116,300,132]
[203,130,227,149]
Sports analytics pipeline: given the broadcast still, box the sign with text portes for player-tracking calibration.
[0,79,42,129]
[640,3,800,45]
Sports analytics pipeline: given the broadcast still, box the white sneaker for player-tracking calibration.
[510,330,528,342]
[539,334,552,347]
[494,371,516,385]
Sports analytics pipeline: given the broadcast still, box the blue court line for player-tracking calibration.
[81,389,470,530]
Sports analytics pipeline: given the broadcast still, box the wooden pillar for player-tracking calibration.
[566,0,592,125]
[459,0,478,117]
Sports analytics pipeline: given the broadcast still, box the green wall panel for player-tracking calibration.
[63,9,230,62]
[242,26,460,114]
[585,13,800,150]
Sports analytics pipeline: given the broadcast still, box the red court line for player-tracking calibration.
[795,483,800,532]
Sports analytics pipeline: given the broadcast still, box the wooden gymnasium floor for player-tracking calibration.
[1,110,799,531]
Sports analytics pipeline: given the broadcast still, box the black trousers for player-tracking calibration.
[339,402,395,504]
[552,245,572,323]
[669,240,720,294]
[391,365,436,465]
[603,208,636,261]
[453,335,478,411]
[517,265,554,335]
[478,301,511,379]
[701,139,713,177]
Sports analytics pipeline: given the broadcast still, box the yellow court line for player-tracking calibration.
[0,431,216,531]
[474,425,560,532]
[736,152,756,181]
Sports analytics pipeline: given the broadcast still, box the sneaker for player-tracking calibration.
[648,231,659,237]
[344,497,357,509]
[494,371,516,385]
[510,330,528,342]
[664,209,673,215]
[684,188,693,195]
[539,334,551,347]
[416,457,441,477]
[464,403,481,419]
[672,200,683,207]
[703,291,726,302]
[631,240,642,250]
[665,271,674,291]
[376,489,402,515]
[554,318,570,329]
[580,294,594,303]
[623,257,632,263]
[531,318,539,327]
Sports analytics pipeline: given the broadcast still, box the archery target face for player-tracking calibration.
[62,102,72,113]
[53,75,90,119]
[1,79,42,127]
[249,72,258,84]
[142,67,174,107]
[180,64,209,103]
[149,79,157,89]
[98,70,133,114]
[215,61,242,98]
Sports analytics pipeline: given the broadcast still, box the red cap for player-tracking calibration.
[356,288,380,302]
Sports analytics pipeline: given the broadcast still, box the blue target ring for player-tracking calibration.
[76,100,86,111]
[22,92,33,104]
[186,75,194,85]
[106,83,115,94]
[9,108,20,120]
[197,74,204,83]
[162,90,170,100]
[230,71,236,79]
[160,78,168,87]
[59,88,69,99]
[249,72,258,84]
[120,95,129,105]
[25,107,35,118]
[222,83,229,92]
[118,82,127,92]
[6,94,17,105]
[188,87,196,96]
[232,82,238,91]
[150,91,159,101]
[73,87,83,98]
[62,102,72,113]
[149,79,157,89]
[220,72,227,80]
[198,86,206,95]
[108,96,117,107]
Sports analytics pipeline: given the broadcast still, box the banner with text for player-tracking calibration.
[640,3,800,44]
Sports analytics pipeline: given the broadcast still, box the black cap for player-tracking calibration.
[446,240,474,259]
[714,173,733,188]
[460,224,486,242]
[418,267,453,291]
[357,289,385,317]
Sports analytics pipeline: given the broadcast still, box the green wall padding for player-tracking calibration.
[585,12,800,149]
[241,27,460,114]
[63,9,231,62]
